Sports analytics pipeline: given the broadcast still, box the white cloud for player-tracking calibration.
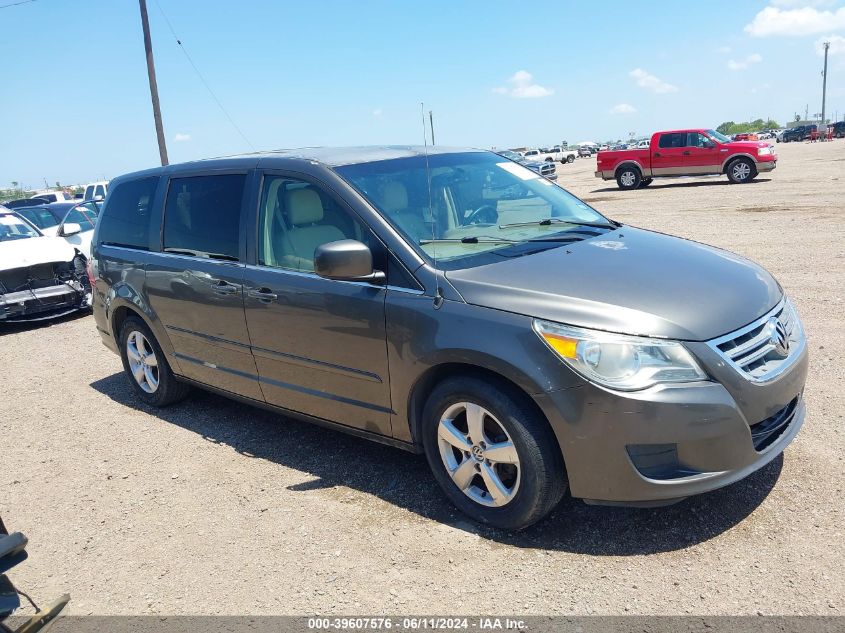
[493,70,554,99]
[629,68,678,94]
[728,53,763,70]
[816,34,845,55]
[372,108,383,117]
[716,45,732,53]
[173,133,191,142]
[745,6,845,37]
[610,103,637,114]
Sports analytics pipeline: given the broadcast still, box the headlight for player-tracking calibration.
[758,146,773,156]
[533,319,707,391]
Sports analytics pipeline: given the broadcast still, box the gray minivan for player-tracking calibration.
[90,147,808,530]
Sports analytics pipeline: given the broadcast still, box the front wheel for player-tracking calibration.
[727,158,757,184]
[422,376,566,530]
[566,155,575,163]
[616,166,642,190]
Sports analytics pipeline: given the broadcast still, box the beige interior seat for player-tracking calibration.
[275,188,345,271]
[381,181,428,243]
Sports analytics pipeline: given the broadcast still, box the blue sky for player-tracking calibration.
[2,0,844,187]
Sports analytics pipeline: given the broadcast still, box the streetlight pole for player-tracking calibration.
[139,0,168,166]
[821,41,830,128]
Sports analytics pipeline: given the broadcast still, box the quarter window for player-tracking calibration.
[97,177,158,250]
[258,176,370,273]
[163,174,246,261]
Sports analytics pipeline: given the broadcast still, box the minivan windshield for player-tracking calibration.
[335,151,614,267]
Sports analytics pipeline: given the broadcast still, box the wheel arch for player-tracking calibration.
[721,153,757,173]
[107,294,180,373]
[614,161,644,178]
[406,361,559,459]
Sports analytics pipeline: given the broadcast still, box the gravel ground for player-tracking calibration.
[2,140,844,615]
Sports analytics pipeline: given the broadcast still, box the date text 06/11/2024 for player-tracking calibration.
[307,617,527,630]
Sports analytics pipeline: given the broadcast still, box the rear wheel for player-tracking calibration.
[119,316,190,406]
[616,166,642,190]
[566,155,575,164]
[726,157,757,184]
[422,376,566,530]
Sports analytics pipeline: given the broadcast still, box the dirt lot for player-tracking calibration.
[2,141,844,615]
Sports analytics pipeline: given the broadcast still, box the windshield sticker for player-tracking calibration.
[496,162,540,180]
[591,240,627,251]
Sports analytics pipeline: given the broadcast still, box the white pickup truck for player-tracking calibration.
[521,146,578,164]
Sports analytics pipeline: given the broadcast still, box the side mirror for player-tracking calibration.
[60,222,82,236]
[314,239,385,283]
[702,141,715,149]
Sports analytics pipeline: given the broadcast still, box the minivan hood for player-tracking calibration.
[444,227,782,341]
[0,236,76,271]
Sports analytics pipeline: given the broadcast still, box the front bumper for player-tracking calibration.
[532,329,808,504]
[757,159,777,172]
[0,283,88,322]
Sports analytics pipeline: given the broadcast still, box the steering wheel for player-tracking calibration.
[465,204,498,225]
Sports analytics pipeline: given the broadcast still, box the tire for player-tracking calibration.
[566,155,575,163]
[726,157,757,184]
[639,178,653,188]
[119,316,190,406]
[615,165,642,190]
[421,376,566,530]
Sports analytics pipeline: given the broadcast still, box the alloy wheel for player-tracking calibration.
[126,330,159,393]
[436,402,520,507]
[732,162,751,181]
[620,171,636,187]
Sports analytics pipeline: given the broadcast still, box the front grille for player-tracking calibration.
[751,397,799,452]
[708,299,804,381]
[539,163,556,176]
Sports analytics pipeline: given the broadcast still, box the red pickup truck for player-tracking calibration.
[595,128,777,190]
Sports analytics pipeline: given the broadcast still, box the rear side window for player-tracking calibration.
[16,207,58,230]
[64,208,94,232]
[94,184,106,198]
[658,133,684,148]
[97,177,158,250]
[163,174,245,261]
[84,185,94,200]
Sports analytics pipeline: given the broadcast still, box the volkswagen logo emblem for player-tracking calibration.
[767,317,789,357]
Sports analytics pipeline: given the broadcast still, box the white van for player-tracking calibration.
[83,181,109,201]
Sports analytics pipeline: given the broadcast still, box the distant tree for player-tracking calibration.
[55,181,61,189]
[795,114,801,122]
[716,122,735,134]
[11,181,18,189]
[764,119,781,129]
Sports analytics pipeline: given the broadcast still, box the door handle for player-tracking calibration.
[653,152,662,157]
[682,151,691,156]
[248,287,278,302]
[210,279,239,295]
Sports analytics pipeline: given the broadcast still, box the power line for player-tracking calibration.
[0,0,36,9]
[151,0,256,151]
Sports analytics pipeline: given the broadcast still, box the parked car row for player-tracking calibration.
[497,150,558,180]
[520,146,578,164]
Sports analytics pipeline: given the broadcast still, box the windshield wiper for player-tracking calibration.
[419,237,518,244]
[499,218,619,230]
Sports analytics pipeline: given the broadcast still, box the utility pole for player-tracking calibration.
[821,41,830,127]
[139,0,168,166]
[428,110,435,145]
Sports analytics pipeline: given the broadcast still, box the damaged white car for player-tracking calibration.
[0,210,92,322]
